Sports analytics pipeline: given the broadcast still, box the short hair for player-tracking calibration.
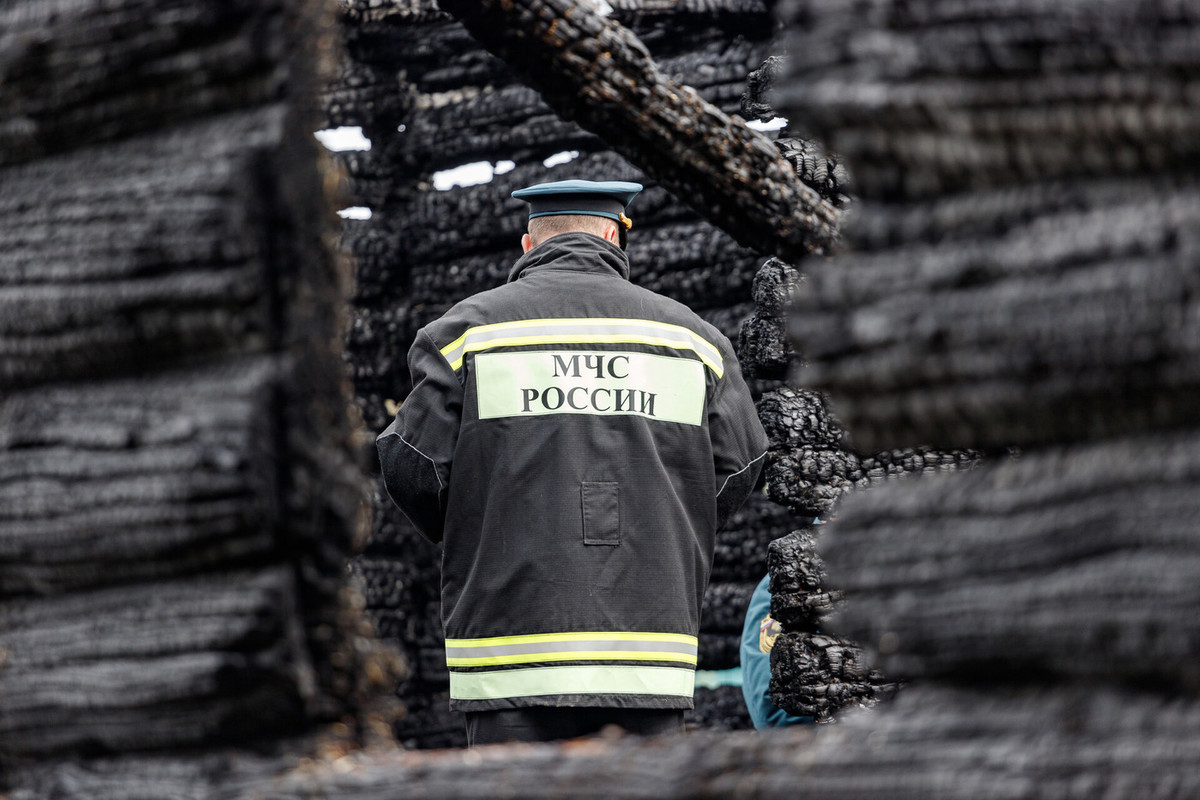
[528,214,617,246]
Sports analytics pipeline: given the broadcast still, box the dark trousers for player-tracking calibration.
[464,707,685,747]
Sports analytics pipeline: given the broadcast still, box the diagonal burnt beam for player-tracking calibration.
[435,0,841,259]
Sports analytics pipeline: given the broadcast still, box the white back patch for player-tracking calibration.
[475,350,706,426]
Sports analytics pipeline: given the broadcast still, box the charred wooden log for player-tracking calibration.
[0,0,336,166]
[775,0,1200,200]
[753,380,972,717]
[2,106,302,389]
[702,302,759,346]
[772,0,1200,453]
[769,631,896,720]
[767,530,824,596]
[1,304,386,763]
[394,690,467,750]
[321,59,411,130]
[404,222,760,311]
[767,531,842,630]
[2,566,309,756]
[351,558,421,614]
[769,588,841,632]
[339,0,773,90]
[775,137,850,210]
[763,528,887,721]
[736,258,804,379]
[740,55,784,123]
[368,39,770,178]
[16,683,1200,799]
[435,0,841,259]
[700,582,757,633]
[787,175,1200,452]
[392,168,761,272]
[757,386,980,517]
[710,493,796,583]
[698,634,742,671]
[820,430,1200,691]
[758,386,842,451]
[2,360,285,595]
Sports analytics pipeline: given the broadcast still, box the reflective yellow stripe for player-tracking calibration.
[447,651,698,667]
[441,317,710,357]
[445,632,699,667]
[457,334,719,375]
[449,664,696,701]
[437,318,724,377]
[445,632,698,647]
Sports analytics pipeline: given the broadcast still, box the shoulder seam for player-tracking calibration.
[716,450,767,499]
[419,327,463,377]
[378,428,445,491]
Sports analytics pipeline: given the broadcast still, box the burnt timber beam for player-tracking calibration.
[434,0,842,260]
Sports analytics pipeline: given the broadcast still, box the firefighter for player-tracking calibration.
[378,179,769,746]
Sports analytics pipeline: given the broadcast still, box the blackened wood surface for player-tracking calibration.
[757,384,980,517]
[775,0,1200,201]
[2,107,288,389]
[435,0,841,260]
[11,685,1200,799]
[710,493,795,583]
[821,431,1200,689]
[737,258,802,380]
[0,0,382,772]
[769,631,896,719]
[767,530,839,628]
[788,176,1200,452]
[763,528,896,721]
[0,0,331,166]
[2,359,282,596]
[771,0,1200,453]
[687,686,753,731]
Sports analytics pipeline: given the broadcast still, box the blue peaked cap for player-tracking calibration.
[511,179,644,227]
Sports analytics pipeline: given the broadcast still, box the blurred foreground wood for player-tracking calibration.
[823,430,1200,690]
[12,685,1200,799]
[756,3,1200,791]
[775,0,1200,452]
[0,0,397,779]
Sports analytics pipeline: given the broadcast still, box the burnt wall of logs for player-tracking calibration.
[0,0,403,784]
[761,0,1200,788]
[738,254,979,720]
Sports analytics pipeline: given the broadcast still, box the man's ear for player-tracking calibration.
[605,224,619,244]
[521,232,534,253]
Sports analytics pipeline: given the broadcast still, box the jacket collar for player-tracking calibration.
[506,232,631,283]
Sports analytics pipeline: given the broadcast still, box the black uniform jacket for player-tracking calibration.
[378,232,768,711]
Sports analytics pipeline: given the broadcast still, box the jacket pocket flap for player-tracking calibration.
[581,481,620,546]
